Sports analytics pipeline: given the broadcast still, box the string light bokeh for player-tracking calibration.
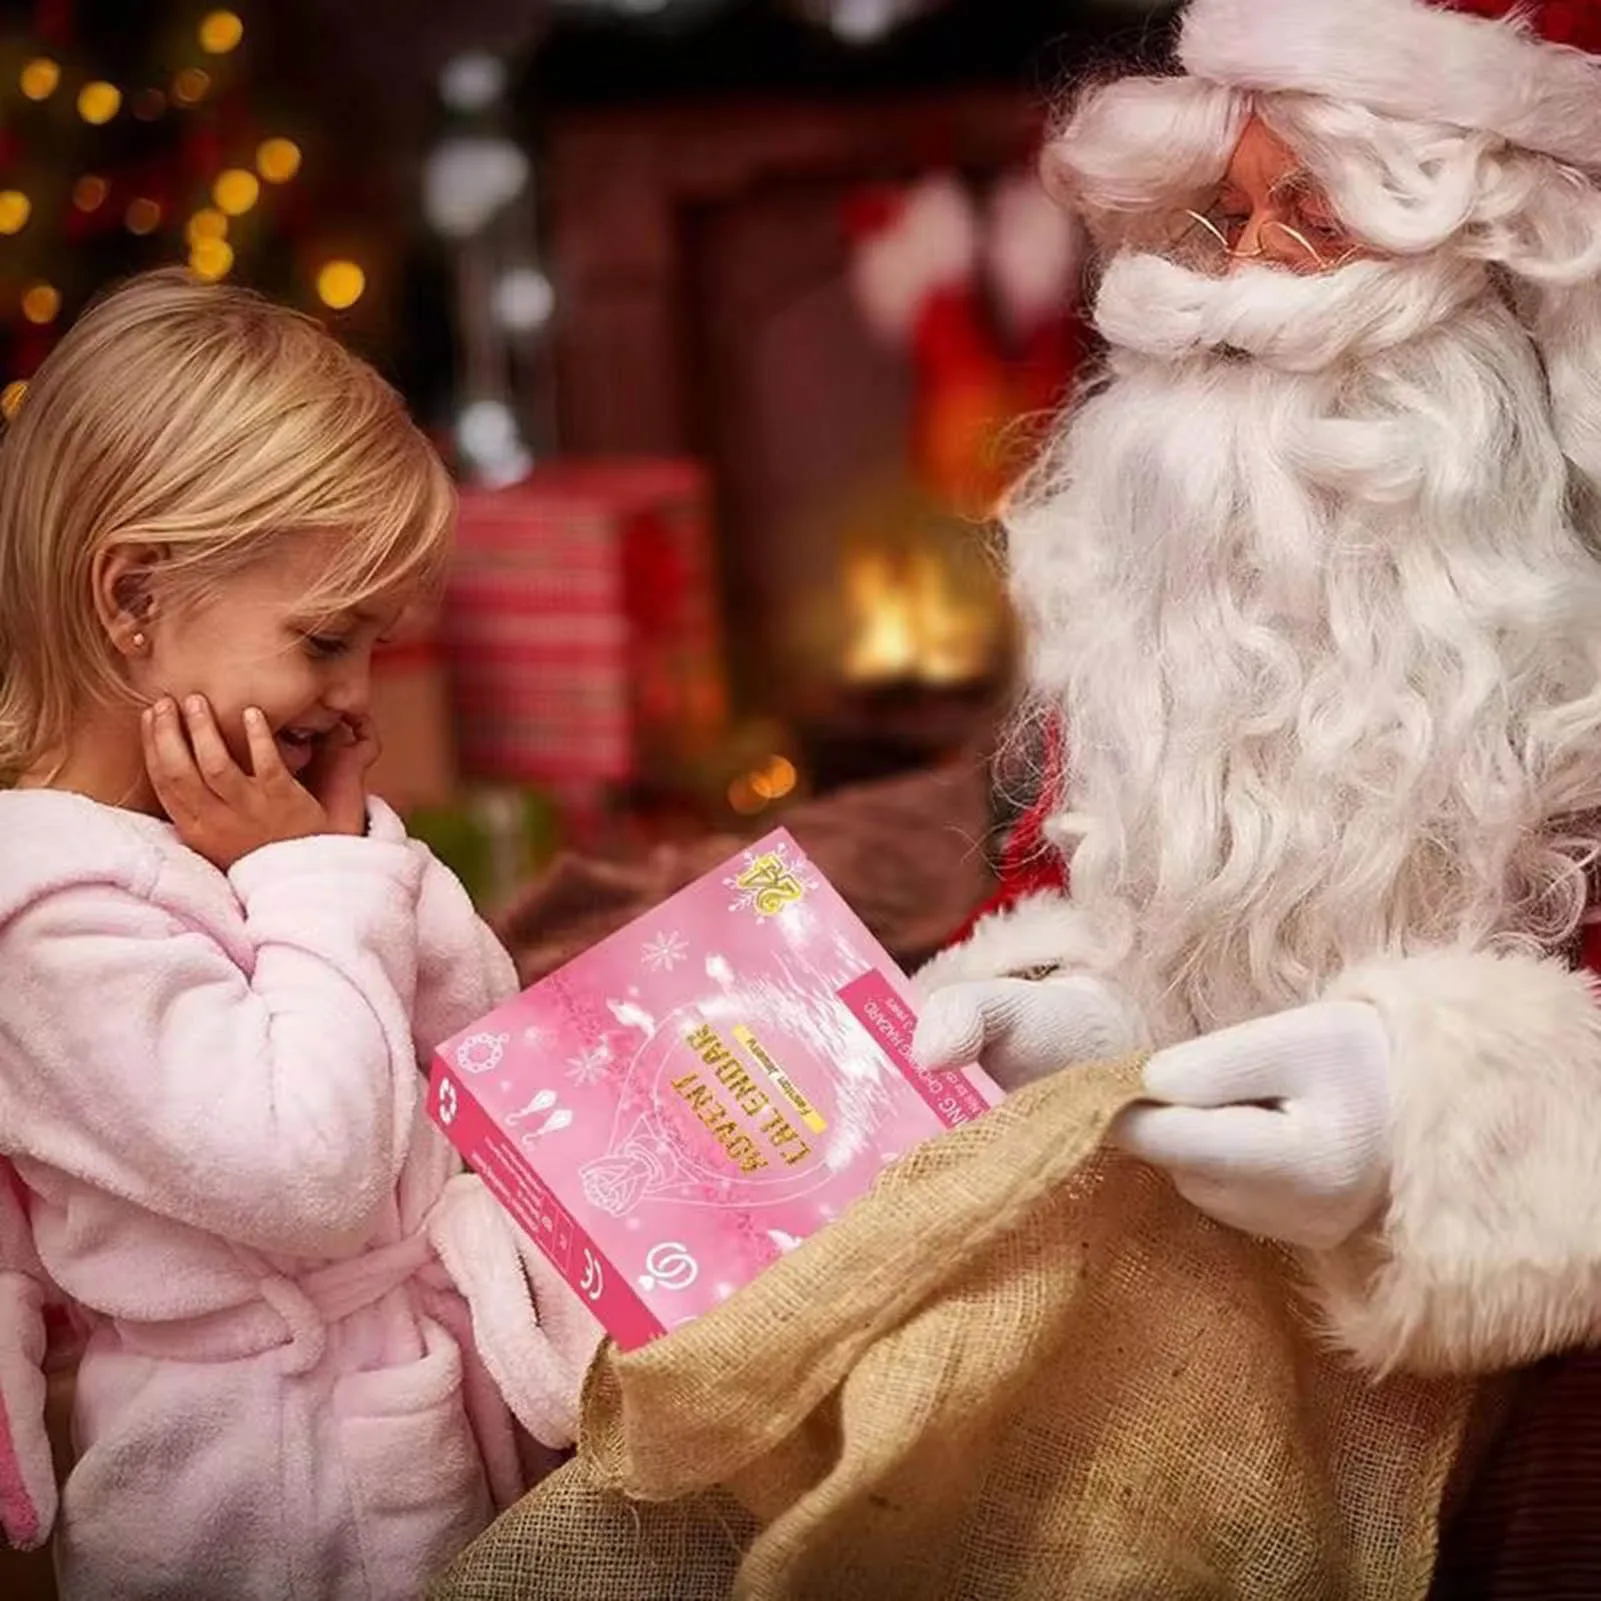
[0,5,374,408]
[316,260,366,310]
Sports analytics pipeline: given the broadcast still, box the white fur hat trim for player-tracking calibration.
[1179,0,1601,169]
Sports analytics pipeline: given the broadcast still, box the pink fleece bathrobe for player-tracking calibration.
[0,789,598,1600]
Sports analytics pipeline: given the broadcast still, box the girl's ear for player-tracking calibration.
[93,544,163,658]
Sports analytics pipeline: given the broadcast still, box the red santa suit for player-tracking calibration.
[912,3,1601,1595]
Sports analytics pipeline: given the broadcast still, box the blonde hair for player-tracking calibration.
[0,267,455,780]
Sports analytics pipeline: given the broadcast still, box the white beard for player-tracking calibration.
[1010,251,1601,1039]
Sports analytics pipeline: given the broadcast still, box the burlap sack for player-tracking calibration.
[433,1059,1476,1601]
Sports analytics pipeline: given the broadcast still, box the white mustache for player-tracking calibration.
[1091,251,1490,372]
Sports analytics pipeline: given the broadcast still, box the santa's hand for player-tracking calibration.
[913,975,1144,1092]
[1115,1002,1391,1252]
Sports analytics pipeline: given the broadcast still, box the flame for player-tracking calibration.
[844,551,919,681]
[842,544,996,685]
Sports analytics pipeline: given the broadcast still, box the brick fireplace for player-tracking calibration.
[541,87,1044,785]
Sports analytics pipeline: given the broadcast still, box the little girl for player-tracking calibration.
[0,270,597,1599]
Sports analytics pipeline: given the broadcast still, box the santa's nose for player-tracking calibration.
[1232,209,1317,274]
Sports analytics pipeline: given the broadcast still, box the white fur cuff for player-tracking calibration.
[912,892,1115,997]
[1307,948,1601,1375]
[1180,0,1601,172]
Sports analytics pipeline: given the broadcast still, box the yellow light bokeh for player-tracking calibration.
[727,776,767,817]
[188,237,234,282]
[315,260,366,310]
[185,208,229,245]
[73,176,109,212]
[1,381,27,422]
[125,197,162,236]
[77,81,122,125]
[20,59,60,101]
[256,138,302,184]
[750,754,799,802]
[199,10,245,54]
[172,67,210,106]
[21,284,60,326]
[212,168,259,216]
[0,192,31,236]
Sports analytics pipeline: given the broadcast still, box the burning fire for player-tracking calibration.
[842,544,999,686]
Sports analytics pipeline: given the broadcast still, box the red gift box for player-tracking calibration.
[367,627,458,812]
[446,460,728,788]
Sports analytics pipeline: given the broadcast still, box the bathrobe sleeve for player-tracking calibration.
[0,828,429,1260]
[0,1160,52,1550]
[366,799,520,1055]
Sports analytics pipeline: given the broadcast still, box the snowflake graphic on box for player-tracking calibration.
[724,839,820,917]
[566,1042,613,1088]
[641,929,690,973]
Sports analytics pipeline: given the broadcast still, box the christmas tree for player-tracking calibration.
[0,0,368,415]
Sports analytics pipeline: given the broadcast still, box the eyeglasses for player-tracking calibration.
[1169,180,1362,275]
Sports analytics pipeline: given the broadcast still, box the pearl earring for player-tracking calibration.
[131,631,147,651]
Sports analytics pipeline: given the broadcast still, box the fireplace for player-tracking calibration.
[542,88,1041,786]
[840,537,1002,688]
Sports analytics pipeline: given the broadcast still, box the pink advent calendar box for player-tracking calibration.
[428,829,1000,1351]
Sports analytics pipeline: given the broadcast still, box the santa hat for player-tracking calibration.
[1179,0,1601,170]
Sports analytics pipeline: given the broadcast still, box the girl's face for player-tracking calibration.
[125,538,406,777]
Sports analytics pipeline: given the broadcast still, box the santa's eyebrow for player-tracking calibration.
[1267,168,1316,200]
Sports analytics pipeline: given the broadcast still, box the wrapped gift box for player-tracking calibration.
[367,628,458,812]
[445,460,728,789]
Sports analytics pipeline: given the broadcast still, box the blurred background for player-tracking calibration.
[0,0,1178,959]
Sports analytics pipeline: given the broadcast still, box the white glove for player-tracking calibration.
[913,975,1145,1092]
[1115,1001,1391,1252]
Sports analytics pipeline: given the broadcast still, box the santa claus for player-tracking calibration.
[912,0,1601,1588]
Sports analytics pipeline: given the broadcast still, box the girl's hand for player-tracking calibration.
[142,696,329,871]
[302,713,380,839]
